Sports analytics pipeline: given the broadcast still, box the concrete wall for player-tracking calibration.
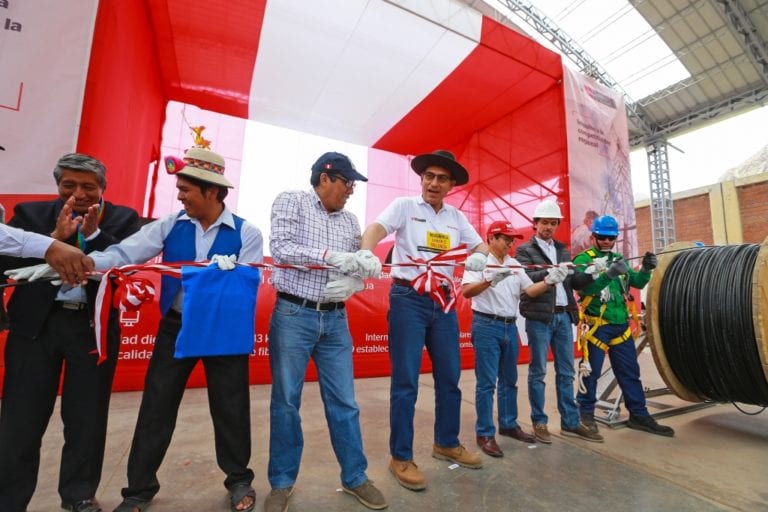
[634,172,768,254]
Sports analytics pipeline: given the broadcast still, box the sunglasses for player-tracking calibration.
[328,174,355,189]
[595,235,617,241]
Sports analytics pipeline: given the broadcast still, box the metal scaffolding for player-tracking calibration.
[486,0,678,249]
[647,141,676,251]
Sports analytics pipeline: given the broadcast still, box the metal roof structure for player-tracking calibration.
[476,0,768,148]
[471,0,768,250]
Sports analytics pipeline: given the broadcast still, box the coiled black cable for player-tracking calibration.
[658,244,768,406]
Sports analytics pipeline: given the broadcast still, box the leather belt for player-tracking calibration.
[277,292,345,311]
[554,306,569,313]
[473,310,517,323]
[53,301,87,311]
[392,278,412,287]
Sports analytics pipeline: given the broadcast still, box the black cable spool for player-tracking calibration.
[646,241,768,406]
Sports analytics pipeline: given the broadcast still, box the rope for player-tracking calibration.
[658,244,768,407]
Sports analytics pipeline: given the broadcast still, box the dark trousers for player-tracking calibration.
[0,306,119,511]
[121,313,254,501]
[576,323,649,417]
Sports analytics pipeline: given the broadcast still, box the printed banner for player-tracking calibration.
[0,1,98,193]
[563,65,637,259]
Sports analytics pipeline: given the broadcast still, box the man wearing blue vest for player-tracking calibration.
[86,145,264,512]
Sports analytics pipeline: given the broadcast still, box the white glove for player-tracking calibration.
[483,267,511,288]
[585,256,608,276]
[210,254,237,271]
[465,252,488,272]
[324,275,364,302]
[5,263,59,282]
[324,251,359,274]
[544,263,569,285]
[353,249,382,278]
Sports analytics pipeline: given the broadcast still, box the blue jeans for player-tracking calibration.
[526,313,580,428]
[388,284,462,461]
[576,323,649,417]
[267,298,368,489]
[471,315,521,437]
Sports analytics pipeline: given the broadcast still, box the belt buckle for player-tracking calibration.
[315,301,325,311]
[62,302,82,310]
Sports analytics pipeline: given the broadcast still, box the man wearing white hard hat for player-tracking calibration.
[85,141,264,512]
[515,200,603,444]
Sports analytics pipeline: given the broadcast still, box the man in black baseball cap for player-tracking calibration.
[311,151,369,183]
[265,151,385,512]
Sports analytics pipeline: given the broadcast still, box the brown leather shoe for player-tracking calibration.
[476,436,503,457]
[498,426,536,444]
[432,444,483,468]
[533,423,552,444]
[389,458,427,491]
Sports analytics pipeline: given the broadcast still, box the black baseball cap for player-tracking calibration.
[311,152,368,182]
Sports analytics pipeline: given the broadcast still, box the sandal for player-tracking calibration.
[112,498,151,512]
[229,483,256,512]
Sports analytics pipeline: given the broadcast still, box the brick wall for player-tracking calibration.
[737,179,768,244]
[673,194,714,245]
[636,203,652,254]
[634,172,768,251]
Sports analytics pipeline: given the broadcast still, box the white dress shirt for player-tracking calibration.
[534,236,568,306]
[462,253,533,317]
[0,224,53,259]
[89,207,263,311]
[376,196,483,280]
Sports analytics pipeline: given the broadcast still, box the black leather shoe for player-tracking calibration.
[498,426,536,443]
[476,436,504,457]
[61,499,102,512]
[627,414,675,437]
[580,412,599,434]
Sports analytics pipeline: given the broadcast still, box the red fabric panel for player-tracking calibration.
[373,16,562,157]
[147,0,266,118]
[0,194,57,220]
[365,16,569,370]
[77,0,167,213]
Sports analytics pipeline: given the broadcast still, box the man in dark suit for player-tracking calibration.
[0,153,140,512]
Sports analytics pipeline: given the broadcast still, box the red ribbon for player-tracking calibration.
[407,244,467,313]
[94,265,166,363]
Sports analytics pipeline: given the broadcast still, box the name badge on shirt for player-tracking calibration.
[426,231,450,251]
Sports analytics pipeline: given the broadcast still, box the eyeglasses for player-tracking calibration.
[595,235,617,241]
[328,174,355,189]
[422,172,452,184]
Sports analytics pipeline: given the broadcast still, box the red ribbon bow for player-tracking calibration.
[94,266,159,363]
[407,244,467,313]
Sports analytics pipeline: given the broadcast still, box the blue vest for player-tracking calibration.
[159,211,244,315]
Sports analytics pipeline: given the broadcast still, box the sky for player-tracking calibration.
[629,104,768,200]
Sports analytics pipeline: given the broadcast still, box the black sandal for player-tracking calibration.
[229,483,256,512]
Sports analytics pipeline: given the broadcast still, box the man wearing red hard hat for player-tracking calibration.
[462,220,567,457]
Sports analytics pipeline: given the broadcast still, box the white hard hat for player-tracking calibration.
[533,200,563,219]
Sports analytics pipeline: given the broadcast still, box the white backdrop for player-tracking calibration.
[0,0,98,193]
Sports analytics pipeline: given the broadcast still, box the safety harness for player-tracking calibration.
[576,248,640,393]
